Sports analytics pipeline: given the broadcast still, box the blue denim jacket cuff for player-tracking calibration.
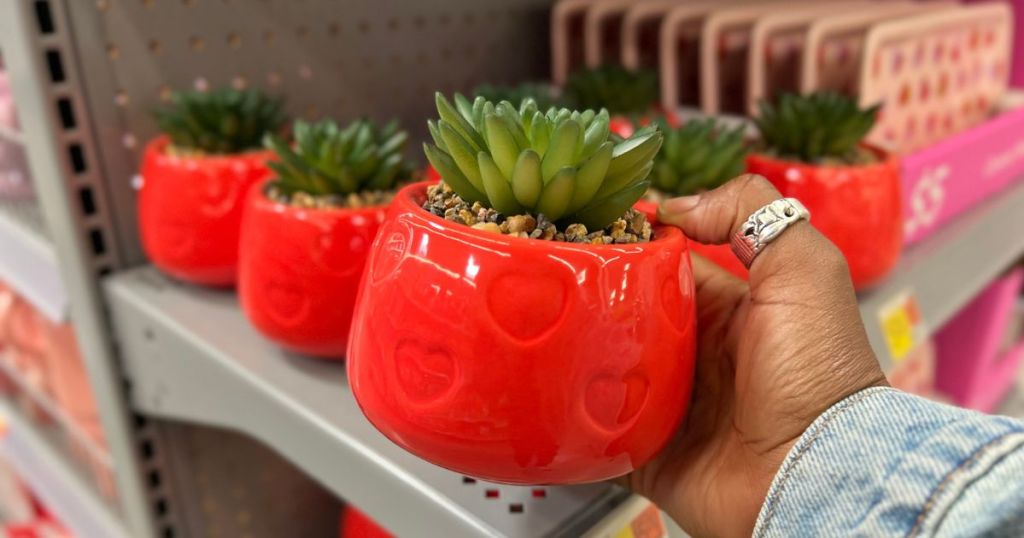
[753,387,1024,537]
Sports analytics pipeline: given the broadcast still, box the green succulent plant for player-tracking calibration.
[652,119,748,196]
[154,87,287,154]
[264,119,412,197]
[755,91,879,163]
[472,82,562,110]
[423,93,663,230]
[563,65,659,116]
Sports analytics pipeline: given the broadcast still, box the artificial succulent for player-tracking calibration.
[154,88,286,154]
[652,118,748,196]
[423,93,663,230]
[755,91,879,163]
[264,119,412,198]
[472,82,562,110]
[563,65,659,117]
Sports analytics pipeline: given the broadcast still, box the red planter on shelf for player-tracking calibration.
[634,199,748,280]
[138,136,274,286]
[339,506,392,538]
[746,150,902,289]
[348,182,696,485]
[238,180,387,358]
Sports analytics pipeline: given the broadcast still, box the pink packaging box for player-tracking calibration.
[934,268,1024,413]
[901,103,1024,246]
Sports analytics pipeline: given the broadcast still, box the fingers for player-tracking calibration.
[660,174,852,295]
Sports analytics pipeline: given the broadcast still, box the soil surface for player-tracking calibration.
[423,182,652,244]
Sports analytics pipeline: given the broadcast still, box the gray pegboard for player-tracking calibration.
[66,0,554,266]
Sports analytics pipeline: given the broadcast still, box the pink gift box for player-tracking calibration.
[934,268,1024,412]
[901,103,1024,246]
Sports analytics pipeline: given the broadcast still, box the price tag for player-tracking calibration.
[878,290,925,363]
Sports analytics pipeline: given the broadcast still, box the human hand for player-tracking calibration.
[622,175,888,537]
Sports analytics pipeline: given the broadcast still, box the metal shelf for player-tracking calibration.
[858,180,1024,371]
[0,198,67,321]
[104,268,625,538]
[0,398,129,538]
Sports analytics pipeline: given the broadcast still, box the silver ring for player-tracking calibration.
[730,198,810,269]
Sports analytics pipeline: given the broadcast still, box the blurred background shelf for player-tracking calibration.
[0,398,127,538]
[0,125,22,146]
[0,199,66,322]
[859,180,1024,372]
[104,267,625,538]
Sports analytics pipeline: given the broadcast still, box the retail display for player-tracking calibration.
[238,119,411,358]
[138,88,285,286]
[1,1,1023,536]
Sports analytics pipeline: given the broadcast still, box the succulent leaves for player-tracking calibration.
[563,65,659,116]
[425,93,662,230]
[652,119,748,196]
[265,119,413,197]
[154,88,286,154]
[756,91,879,163]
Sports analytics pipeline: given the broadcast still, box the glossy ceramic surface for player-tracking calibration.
[348,182,696,484]
[746,151,903,289]
[138,136,273,286]
[239,180,386,358]
[339,506,392,538]
[635,199,748,280]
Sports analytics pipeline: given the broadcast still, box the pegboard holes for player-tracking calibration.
[531,488,547,498]
[34,1,56,34]
[158,85,172,102]
[298,65,312,80]
[156,499,168,516]
[45,50,65,83]
[57,97,76,129]
[412,15,426,30]
[509,503,524,514]
[461,476,476,484]
[189,36,205,52]
[232,76,248,90]
[227,33,242,49]
[114,90,130,107]
[122,133,138,149]
[387,17,400,31]
[295,26,309,39]
[79,187,96,216]
[106,43,120,59]
[147,470,162,488]
[162,526,175,538]
[266,72,281,87]
[326,22,341,37]
[148,39,162,54]
[357,20,371,34]
[89,229,107,256]
[68,143,87,173]
[181,0,196,6]
[484,489,499,499]
[262,30,275,44]
[438,13,452,26]
[141,440,154,458]
[95,0,109,11]
[142,0,155,7]
[193,77,209,91]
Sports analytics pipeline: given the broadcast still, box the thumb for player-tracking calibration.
[657,174,852,296]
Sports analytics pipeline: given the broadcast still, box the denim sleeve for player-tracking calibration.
[753,387,1024,537]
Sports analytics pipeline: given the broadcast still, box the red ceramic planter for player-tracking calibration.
[339,506,392,538]
[634,199,748,280]
[238,180,386,358]
[348,182,696,484]
[746,150,902,289]
[138,136,274,286]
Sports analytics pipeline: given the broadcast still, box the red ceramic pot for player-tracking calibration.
[239,180,386,358]
[348,182,696,484]
[138,136,274,286]
[634,199,748,280]
[609,108,682,138]
[746,150,902,289]
[339,506,392,538]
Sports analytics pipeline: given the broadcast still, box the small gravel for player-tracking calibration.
[423,182,652,243]
[266,184,394,209]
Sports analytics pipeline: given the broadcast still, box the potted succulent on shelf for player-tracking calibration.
[638,118,750,279]
[563,64,678,138]
[139,87,286,286]
[239,119,413,358]
[747,92,902,289]
[348,94,696,485]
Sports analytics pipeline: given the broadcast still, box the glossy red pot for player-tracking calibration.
[634,199,748,280]
[339,506,392,538]
[138,136,273,286]
[239,180,386,358]
[746,151,902,289]
[348,182,696,484]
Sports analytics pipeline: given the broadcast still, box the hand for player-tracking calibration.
[622,175,888,537]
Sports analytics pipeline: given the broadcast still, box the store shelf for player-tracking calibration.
[104,268,625,538]
[0,198,66,321]
[0,399,128,538]
[858,180,1024,371]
